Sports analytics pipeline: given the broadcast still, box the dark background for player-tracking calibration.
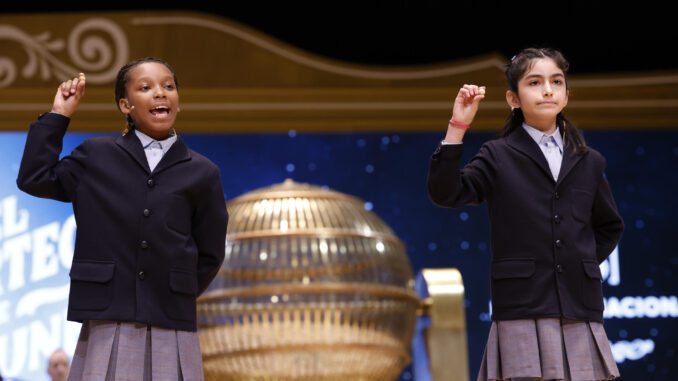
[2,1,675,74]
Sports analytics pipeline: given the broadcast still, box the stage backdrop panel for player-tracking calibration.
[1,128,676,380]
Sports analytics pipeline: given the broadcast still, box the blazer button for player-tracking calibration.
[554,192,560,200]
[553,214,561,223]
[138,271,145,280]
[147,178,155,187]
[555,239,563,248]
[140,240,149,249]
[556,264,564,273]
[143,209,151,217]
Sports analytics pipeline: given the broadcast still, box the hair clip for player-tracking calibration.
[502,55,517,69]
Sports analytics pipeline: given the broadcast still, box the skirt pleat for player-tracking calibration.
[477,318,620,381]
[177,330,204,378]
[150,323,180,380]
[70,320,117,380]
[589,323,619,377]
[108,321,149,380]
[67,320,204,381]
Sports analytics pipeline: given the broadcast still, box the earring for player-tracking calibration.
[122,126,129,136]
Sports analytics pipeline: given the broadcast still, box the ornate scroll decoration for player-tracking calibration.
[0,18,128,87]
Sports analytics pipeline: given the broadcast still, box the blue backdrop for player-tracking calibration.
[1,127,676,380]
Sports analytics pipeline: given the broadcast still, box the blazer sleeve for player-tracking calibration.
[427,142,497,208]
[16,112,86,202]
[192,167,228,295]
[592,172,624,263]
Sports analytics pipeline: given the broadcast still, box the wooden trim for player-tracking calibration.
[1,11,676,132]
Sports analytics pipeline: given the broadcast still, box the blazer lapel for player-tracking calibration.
[152,135,192,175]
[556,139,585,185]
[115,133,151,174]
[506,126,554,182]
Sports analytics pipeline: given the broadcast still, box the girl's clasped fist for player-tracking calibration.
[51,73,86,117]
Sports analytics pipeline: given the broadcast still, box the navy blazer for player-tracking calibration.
[17,112,228,331]
[427,127,623,322]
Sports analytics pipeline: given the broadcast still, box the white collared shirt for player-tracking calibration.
[522,123,563,180]
[521,123,563,153]
[134,129,177,172]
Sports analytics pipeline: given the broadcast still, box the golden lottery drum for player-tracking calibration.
[198,179,418,380]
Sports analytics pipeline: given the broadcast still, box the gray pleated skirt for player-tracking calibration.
[477,318,619,381]
[67,320,204,381]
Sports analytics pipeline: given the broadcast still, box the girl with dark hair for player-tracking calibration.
[427,48,623,380]
[17,58,228,380]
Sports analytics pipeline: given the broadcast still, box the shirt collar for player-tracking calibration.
[134,129,177,154]
[522,122,563,151]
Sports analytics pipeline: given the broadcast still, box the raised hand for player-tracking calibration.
[443,84,485,143]
[51,73,86,117]
[451,84,485,126]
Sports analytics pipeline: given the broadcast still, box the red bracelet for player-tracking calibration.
[449,119,470,129]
